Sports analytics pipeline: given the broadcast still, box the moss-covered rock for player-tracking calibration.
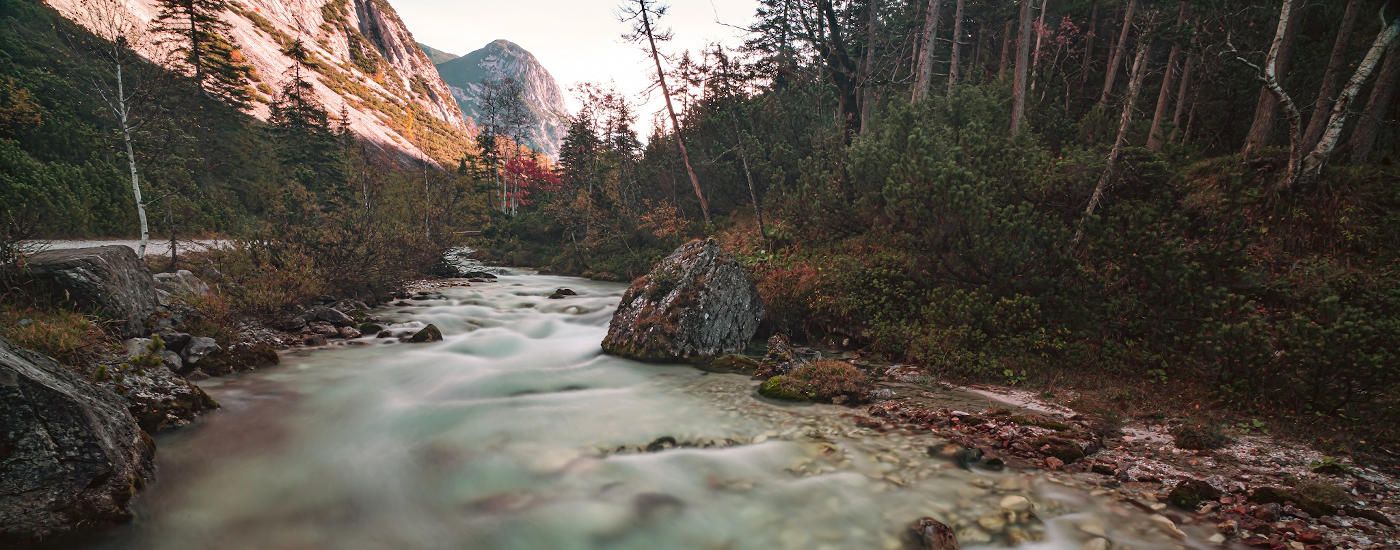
[756,360,869,404]
[1168,479,1222,510]
[602,239,763,362]
[702,354,760,375]
[1170,423,1231,450]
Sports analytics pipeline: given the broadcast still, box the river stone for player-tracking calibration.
[152,269,210,301]
[22,246,159,338]
[906,517,960,549]
[0,337,155,545]
[404,324,443,343]
[182,336,221,365]
[306,306,354,327]
[602,239,763,362]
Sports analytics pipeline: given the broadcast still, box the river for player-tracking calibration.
[94,272,1209,549]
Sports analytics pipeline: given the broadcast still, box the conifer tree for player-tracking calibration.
[153,0,253,107]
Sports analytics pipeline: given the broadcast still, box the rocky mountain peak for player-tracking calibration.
[433,39,568,157]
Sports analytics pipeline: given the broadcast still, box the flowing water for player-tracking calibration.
[97,273,1211,550]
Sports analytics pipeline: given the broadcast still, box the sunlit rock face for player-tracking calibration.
[44,0,470,161]
[433,39,568,157]
[602,239,764,362]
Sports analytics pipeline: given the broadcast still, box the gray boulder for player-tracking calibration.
[402,324,443,343]
[306,306,354,327]
[23,246,159,337]
[602,239,764,362]
[152,269,210,305]
[181,336,221,366]
[0,337,155,545]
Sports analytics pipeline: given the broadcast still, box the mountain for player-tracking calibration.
[418,42,459,65]
[44,0,471,163]
[435,39,567,157]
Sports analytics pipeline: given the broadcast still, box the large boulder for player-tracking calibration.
[0,337,155,545]
[602,239,763,362]
[23,246,158,337]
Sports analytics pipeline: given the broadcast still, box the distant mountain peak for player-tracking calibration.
[435,40,567,157]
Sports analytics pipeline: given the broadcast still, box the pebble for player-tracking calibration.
[1208,533,1226,544]
[1000,495,1032,512]
[977,513,1006,532]
[1084,537,1111,550]
[1150,515,1186,539]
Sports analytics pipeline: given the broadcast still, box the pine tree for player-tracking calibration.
[153,0,253,108]
[268,40,344,203]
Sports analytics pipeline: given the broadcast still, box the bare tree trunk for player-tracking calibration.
[1303,0,1361,152]
[732,115,768,252]
[1099,0,1136,108]
[1295,16,1400,185]
[1029,0,1049,92]
[1170,46,1196,143]
[1148,2,1186,151]
[1349,43,1400,164]
[1010,0,1034,133]
[1080,1,1098,90]
[912,0,944,102]
[1243,0,1302,159]
[861,0,880,133]
[639,2,709,224]
[999,19,1013,80]
[973,22,986,83]
[1075,34,1151,246]
[948,0,965,93]
[120,100,149,258]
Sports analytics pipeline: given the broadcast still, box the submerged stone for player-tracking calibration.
[602,239,763,362]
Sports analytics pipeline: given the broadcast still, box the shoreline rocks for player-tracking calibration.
[0,337,155,545]
[602,239,763,362]
[22,246,159,338]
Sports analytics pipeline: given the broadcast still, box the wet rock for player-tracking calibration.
[1033,436,1087,463]
[376,330,393,338]
[757,360,869,404]
[632,492,684,520]
[602,239,763,362]
[548,288,577,299]
[0,337,155,544]
[158,350,183,373]
[999,495,1031,512]
[192,343,279,377]
[905,517,959,549]
[306,306,354,327]
[645,436,679,452]
[359,323,384,334]
[337,326,362,339]
[701,354,760,374]
[403,324,443,343]
[1168,479,1222,510]
[98,359,218,432]
[868,388,896,401]
[181,336,222,366]
[21,246,159,337]
[304,335,328,346]
[753,334,805,379]
[307,321,339,337]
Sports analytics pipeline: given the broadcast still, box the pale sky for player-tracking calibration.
[391,0,761,129]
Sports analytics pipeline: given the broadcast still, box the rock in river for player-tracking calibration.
[602,239,763,362]
[21,246,159,337]
[0,337,155,545]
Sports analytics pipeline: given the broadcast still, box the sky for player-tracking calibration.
[392,0,762,129]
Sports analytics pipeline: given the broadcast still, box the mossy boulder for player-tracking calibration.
[756,360,869,404]
[602,239,763,362]
[703,354,760,374]
[1168,479,1222,510]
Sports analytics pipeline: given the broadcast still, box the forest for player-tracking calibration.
[5,0,1399,451]
[480,0,1400,455]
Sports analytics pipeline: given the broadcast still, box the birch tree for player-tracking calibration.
[83,0,151,258]
[1302,0,1361,152]
[1076,27,1152,246]
[623,0,710,224]
[1348,44,1400,164]
[1299,14,1400,183]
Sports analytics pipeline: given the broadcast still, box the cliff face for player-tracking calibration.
[435,39,568,157]
[45,0,471,163]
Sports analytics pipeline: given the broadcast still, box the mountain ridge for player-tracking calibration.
[435,39,568,157]
[44,0,471,164]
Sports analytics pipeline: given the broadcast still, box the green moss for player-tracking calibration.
[758,375,808,401]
